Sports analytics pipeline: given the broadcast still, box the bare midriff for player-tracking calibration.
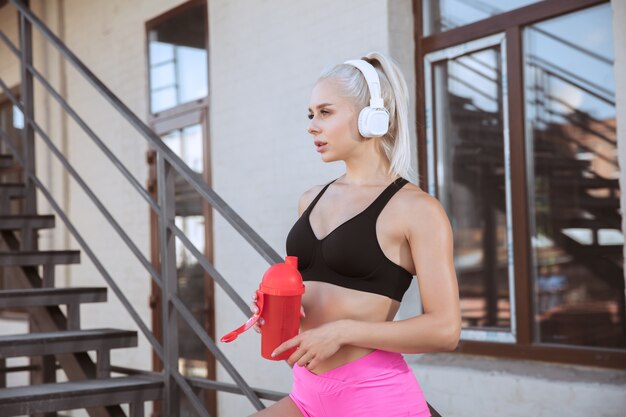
[298,280,401,375]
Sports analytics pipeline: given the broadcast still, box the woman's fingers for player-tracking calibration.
[300,305,306,318]
[253,318,265,333]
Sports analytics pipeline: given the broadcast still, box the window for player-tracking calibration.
[523,4,621,349]
[145,1,216,415]
[418,0,624,368]
[425,34,516,343]
[148,1,208,114]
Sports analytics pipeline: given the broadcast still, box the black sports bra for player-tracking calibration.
[285,177,413,302]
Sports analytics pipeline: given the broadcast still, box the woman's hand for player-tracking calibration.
[251,292,305,333]
[270,320,347,370]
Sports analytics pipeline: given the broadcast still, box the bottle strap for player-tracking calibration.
[220,290,264,343]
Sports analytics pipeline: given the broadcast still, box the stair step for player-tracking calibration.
[0,250,80,266]
[0,183,26,198]
[0,287,107,308]
[0,328,137,358]
[0,214,55,230]
[0,154,14,168]
[0,375,163,416]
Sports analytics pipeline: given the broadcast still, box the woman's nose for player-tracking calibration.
[307,118,320,135]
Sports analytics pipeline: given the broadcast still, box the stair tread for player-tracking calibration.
[0,287,107,308]
[0,328,135,344]
[0,328,137,358]
[0,250,80,266]
[0,183,26,198]
[0,375,162,412]
[0,154,14,168]
[0,214,55,230]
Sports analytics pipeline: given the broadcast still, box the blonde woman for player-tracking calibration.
[250,51,460,417]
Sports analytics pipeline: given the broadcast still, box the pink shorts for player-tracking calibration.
[288,349,431,417]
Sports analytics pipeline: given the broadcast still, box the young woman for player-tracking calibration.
[249,51,461,417]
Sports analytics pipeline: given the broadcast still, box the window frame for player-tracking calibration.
[413,0,626,369]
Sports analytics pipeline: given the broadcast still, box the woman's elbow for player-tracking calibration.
[441,322,461,351]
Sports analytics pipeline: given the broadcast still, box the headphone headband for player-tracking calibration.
[343,59,385,109]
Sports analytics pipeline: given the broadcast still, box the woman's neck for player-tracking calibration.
[341,140,396,186]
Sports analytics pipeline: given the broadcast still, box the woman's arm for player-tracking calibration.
[271,191,461,366]
[338,193,461,353]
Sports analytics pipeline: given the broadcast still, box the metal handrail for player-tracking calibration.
[1,0,289,414]
[0,28,265,411]
[0,56,257,417]
[0,78,164,294]
[0,48,260,417]
[0,97,264,415]
[527,56,614,104]
[9,0,281,267]
[0,30,161,215]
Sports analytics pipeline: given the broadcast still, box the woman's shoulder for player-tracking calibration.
[395,181,447,217]
[395,181,451,232]
[297,183,327,216]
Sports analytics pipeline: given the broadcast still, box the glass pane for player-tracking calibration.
[149,41,174,66]
[151,87,177,114]
[431,40,514,333]
[524,3,625,349]
[423,0,543,35]
[148,3,208,113]
[12,105,24,129]
[150,61,176,91]
[177,46,209,105]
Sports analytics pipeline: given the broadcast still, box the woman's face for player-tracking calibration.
[307,78,362,162]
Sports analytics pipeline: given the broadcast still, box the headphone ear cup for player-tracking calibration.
[358,107,390,138]
[357,107,370,137]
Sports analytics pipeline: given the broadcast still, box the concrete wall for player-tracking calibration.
[1,0,625,416]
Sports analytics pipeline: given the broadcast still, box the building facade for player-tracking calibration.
[0,0,625,416]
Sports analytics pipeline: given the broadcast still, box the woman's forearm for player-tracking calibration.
[336,314,459,354]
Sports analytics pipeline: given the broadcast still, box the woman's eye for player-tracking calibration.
[307,110,329,120]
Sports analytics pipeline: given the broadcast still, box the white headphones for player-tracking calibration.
[343,59,390,138]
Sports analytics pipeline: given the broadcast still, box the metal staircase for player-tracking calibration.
[0,0,301,416]
[0,153,163,417]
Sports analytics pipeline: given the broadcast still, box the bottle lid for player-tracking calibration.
[260,256,305,296]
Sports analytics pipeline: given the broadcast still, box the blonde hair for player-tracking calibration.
[318,51,415,180]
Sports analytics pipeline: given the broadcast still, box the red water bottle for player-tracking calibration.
[220,256,305,361]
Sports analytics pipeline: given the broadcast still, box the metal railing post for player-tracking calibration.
[157,153,180,415]
[18,2,56,406]
[17,0,36,220]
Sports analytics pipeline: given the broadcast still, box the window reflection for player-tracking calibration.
[428,36,514,333]
[524,3,625,349]
[148,3,208,113]
[423,0,543,35]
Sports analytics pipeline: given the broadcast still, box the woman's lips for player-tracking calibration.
[315,141,327,152]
